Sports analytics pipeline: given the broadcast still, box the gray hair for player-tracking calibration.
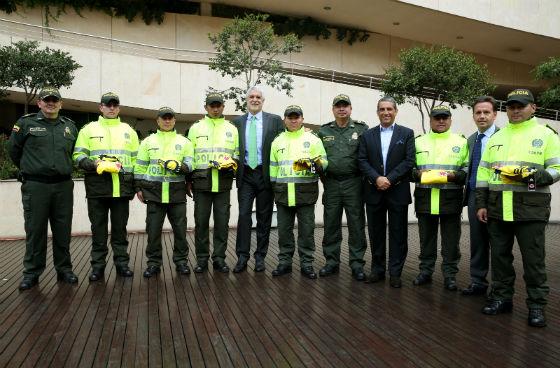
[246,86,265,100]
[377,96,398,110]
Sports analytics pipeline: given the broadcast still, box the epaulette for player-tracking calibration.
[19,113,37,120]
[321,121,332,126]
[60,116,76,124]
[546,124,558,135]
[354,120,367,125]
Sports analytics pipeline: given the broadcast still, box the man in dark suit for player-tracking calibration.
[358,96,415,288]
[233,86,284,273]
[462,96,499,295]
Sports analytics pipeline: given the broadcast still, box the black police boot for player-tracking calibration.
[176,263,191,275]
[444,277,458,291]
[481,299,513,315]
[319,264,339,277]
[18,276,38,291]
[300,266,317,279]
[528,308,546,327]
[116,266,134,277]
[57,271,78,284]
[412,273,432,286]
[272,264,292,277]
[89,270,104,282]
[143,265,161,278]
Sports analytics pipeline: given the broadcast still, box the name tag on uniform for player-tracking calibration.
[322,136,335,142]
[29,127,47,132]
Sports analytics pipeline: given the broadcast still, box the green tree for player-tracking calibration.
[381,46,494,133]
[533,57,560,110]
[0,40,81,113]
[208,13,303,111]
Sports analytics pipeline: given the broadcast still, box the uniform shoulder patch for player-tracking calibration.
[546,124,558,135]
[12,124,20,133]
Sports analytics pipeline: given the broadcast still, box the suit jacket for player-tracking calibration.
[234,111,284,189]
[464,126,499,205]
[357,123,415,205]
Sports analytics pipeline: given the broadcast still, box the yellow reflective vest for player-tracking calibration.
[413,130,469,215]
[476,117,560,221]
[187,115,239,192]
[73,116,139,198]
[270,127,328,207]
[134,130,194,203]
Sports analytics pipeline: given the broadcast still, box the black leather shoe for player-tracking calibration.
[89,270,104,282]
[412,273,432,286]
[233,260,247,273]
[116,266,134,277]
[254,260,266,273]
[57,271,78,284]
[300,266,317,279]
[481,299,513,315]
[213,262,230,273]
[365,273,385,284]
[352,268,366,281]
[462,283,488,296]
[143,265,161,278]
[194,263,207,273]
[390,276,402,288]
[444,277,458,291]
[319,264,339,277]
[272,264,292,277]
[528,308,546,327]
[176,263,191,275]
[18,277,38,291]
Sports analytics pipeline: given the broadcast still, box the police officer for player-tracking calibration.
[318,94,368,280]
[134,107,194,277]
[73,92,139,281]
[9,87,79,290]
[270,105,328,279]
[411,105,468,291]
[188,93,239,273]
[476,89,560,327]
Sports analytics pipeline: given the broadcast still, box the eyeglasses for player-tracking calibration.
[42,97,60,103]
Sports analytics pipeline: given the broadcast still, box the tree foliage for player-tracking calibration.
[0,40,81,113]
[208,13,303,112]
[533,57,560,110]
[381,46,494,133]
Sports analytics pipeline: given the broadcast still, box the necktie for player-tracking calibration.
[248,116,258,169]
[469,133,483,190]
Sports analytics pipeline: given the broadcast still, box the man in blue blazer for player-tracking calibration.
[358,96,415,288]
[462,96,499,295]
[233,87,284,273]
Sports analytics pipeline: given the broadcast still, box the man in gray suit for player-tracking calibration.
[463,96,499,295]
[233,86,284,273]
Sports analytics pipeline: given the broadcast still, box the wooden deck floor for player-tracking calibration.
[1,224,559,367]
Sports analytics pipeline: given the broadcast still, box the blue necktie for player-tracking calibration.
[469,133,483,190]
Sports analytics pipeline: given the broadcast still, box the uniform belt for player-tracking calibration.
[22,174,71,183]
[327,173,359,181]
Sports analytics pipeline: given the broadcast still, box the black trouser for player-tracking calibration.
[467,189,490,285]
[276,203,316,268]
[88,197,130,271]
[487,219,548,308]
[417,213,461,278]
[145,201,188,267]
[235,165,274,263]
[366,199,408,277]
[21,179,74,278]
[193,190,231,265]
[322,177,367,270]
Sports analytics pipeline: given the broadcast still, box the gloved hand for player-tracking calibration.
[420,170,449,184]
[96,155,122,175]
[158,159,182,174]
[310,156,324,175]
[293,158,313,172]
[493,165,536,183]
[209,156,237,172]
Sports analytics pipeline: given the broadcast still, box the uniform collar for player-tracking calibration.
[36,111,60,123]
[156,129,176,136]
[98,116,121,126]
[429,129,451,138]
[331,118,353,128]
[508,116,537,129]
[285,126,305,137]
[204,115,225,124]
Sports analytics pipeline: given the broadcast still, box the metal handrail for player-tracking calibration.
[1,17,559,121]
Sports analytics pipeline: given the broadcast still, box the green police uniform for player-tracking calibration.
[270,126,328,268]
[318,119,368,270]
[412,129,468,279]
[9,111,78,280]
[187,115,239,268]
[476,116,560,309]
[134,129,194,268]
[73,116,139,272]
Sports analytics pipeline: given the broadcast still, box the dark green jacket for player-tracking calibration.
[9,112,77,178]
[318,119,367,177]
